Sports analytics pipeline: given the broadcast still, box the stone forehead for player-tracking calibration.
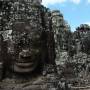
[12,22,42,33]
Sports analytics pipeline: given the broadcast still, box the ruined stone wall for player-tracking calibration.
[73,24,90,54]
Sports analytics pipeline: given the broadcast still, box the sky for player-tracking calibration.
[41,0,90,31]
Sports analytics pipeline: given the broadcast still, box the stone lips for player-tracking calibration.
[14,62,38,73]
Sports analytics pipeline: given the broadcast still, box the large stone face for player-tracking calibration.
[10,22,43,73]
[0,0,55,75]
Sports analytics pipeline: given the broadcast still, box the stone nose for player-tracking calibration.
[19,49,31,58]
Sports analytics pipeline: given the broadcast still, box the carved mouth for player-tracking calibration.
[14,63,37,73]
[15,62,34,68]
[14,58,38,73]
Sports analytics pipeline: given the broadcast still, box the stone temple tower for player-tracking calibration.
[51,10,71,65]
[51,10,63,65]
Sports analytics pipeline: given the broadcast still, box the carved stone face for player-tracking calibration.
[9,22,42,73]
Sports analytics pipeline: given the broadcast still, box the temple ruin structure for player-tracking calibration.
[51,10,72,65]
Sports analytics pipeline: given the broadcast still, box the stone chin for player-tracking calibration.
[14,62,38,73]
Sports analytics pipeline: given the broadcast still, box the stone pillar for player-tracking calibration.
[51,10,71,65]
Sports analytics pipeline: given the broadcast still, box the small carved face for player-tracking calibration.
[9,22,43,73]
